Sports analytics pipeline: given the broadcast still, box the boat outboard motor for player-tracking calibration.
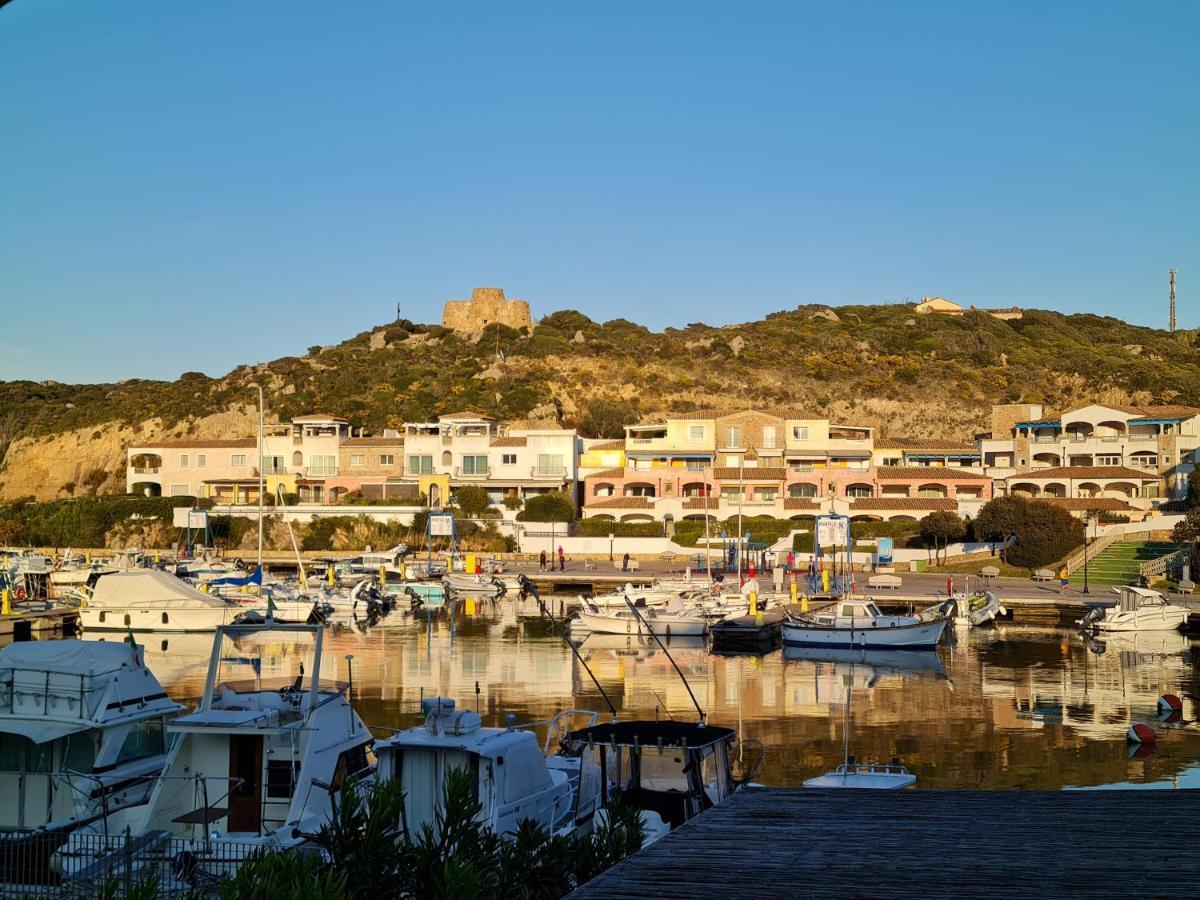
[492,576,507,599]
[404,585,424,611]
[1079,606,1105,631]
[517,573,538,600]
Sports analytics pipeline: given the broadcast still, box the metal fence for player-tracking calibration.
[1,830,284,898]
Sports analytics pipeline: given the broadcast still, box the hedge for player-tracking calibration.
[579,520,664,538]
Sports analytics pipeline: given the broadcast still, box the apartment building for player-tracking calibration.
[981,402,1200,509]
[582,409,991,524]
[400,412,581,507]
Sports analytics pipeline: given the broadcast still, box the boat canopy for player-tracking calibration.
[90,570,227,608]
[565,721,735,749]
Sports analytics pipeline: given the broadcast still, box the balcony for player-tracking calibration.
[454,466,490,478]
[306,466,338,478]
[531,466,567,479]
[133,466,161,475]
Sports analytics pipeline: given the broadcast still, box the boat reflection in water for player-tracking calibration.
[79,601,1200,792]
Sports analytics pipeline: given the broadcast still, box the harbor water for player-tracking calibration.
[87,596,1200,791]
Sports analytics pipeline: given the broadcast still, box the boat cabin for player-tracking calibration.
[1114,586,1169,612]
[374,699,590,838]
[0,640,182,834]
[561,721,738,831]
[139,624,372,842]
[812,599,885,627]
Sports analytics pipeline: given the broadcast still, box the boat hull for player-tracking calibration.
[81,605,235,632]
[782,618,947,650]
[574,610,707,637]
[1093,608,1189,633]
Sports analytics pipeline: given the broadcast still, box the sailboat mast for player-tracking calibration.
[843,663,852,770]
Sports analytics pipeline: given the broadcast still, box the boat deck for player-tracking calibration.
[571,787,1195,898]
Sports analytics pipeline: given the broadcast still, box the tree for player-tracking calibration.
[1173,507,1200,542]
[453,485,491,517]
[1185,468,1200,509]
[517,491,575,523]
[972,495,1084,569]
[575,400,639,439]
[918,511,965,565]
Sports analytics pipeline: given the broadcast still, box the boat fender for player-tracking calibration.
[1159,694,1183,721]
[14,586,25,602]
[1127,722,1156,745]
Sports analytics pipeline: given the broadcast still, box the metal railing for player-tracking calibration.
[132,467,160,475]
[1065,526,1124,575]
[1141,548,1187,579]
[530,466,566,478]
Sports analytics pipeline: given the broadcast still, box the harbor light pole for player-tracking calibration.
[249,384,264,573]
[1082,512,1092,595]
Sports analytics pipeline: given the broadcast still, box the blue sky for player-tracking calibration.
[2,1,1197,382]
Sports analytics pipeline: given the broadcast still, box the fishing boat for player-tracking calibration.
[0,640,182,884]
[572,595,708,638]
[373,699,601,839]
[80,570,239,633]
[105,623,373,877]
[1078,586,1189,633]
[782,598,947,650]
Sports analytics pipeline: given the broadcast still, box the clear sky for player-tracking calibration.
[2,1,1197,383]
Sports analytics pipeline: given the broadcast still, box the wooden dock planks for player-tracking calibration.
[571,787,1197,898]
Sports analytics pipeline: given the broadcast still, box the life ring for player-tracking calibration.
[15,587,26,602]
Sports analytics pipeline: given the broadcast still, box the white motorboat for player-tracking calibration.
[572,596,708,638]
[441,573,507,598]
[782,598,947,650]
[1078,586,1189,633]
[804,762,916,789]
[374,700,600,839]
[81,570,239,633]
[920,591,1007,628]
[112,623,373,873]
[585,584,676,609]
[0,640,182,840]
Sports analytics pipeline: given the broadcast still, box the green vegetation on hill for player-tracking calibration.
[4,306,1200,470]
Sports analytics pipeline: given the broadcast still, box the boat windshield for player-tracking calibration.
[865,603,882,617]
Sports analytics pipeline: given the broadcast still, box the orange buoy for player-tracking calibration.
[1127,722,1156,745]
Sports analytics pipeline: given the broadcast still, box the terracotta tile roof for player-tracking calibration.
[1009,466,1158,480]
[682,498,714,510]
[439,410,496,421]
[586,468,628,480]
[1061,403,1200,419]
[850,498,958,511]
[875,438,978,452]
[342,437,405,447]
[490,436,528,447]
[587,440,626,451]
[783,498,819,510]
[292,414,348,423]
[1040,498,1135,511]
[144,438,257,449]
[585,497,653,509]
[875,466,988,480]
[712,467,787,481]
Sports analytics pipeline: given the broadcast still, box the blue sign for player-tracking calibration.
[876,537,894,565]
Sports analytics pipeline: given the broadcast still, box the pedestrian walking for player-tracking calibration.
[558,545,565,572]
[1059,566,1069,594]
[946,575,954,596]
[539,550,547,572]
[622,552,630,573]
[786,551,795,573]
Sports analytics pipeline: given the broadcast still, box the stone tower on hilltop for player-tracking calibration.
[441,287,532,334]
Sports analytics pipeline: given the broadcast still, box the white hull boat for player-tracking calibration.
[804,763,916,789]
[441,573,507,598]
[1079,586,1189,633]
[81,571,238,633]
[783,599,947,650]
[573,601,708,638]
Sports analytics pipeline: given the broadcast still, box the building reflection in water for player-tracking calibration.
[84,598,1200,790]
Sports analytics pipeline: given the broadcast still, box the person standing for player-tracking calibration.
[539,549,547,572]
[786,550,795,573]
[558,545,565,572]
[946,575,954,597]
[622,552,630,573]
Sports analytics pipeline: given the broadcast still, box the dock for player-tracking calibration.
[572,787,1195,898]
[0,607,79,644]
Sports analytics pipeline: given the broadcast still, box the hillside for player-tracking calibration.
[3,303,1199,500]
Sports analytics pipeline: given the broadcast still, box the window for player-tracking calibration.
[725,455,739,466]
[846,485,873,498]
[179,454,189,468]
[725,426,740,447]
[720,486,742,500]
[197,454,206,468]
[169,484,190,497]
[115,721,165,765]
[64,732,97,773]
[1097,455,1121,466]
[688,425,705,441]
[309,455,337,476]
[261,455,284,474]
[267,759,300,799]
[754,487,778,501]
[231,454,247,467]
[408,455,433,475]
[461,455,489,475]
[350,454,365,467]
[792,426,810,441]
[536,454,565,476]
[501,453,517,465]
[379,454,395,466]
[882,456,901,466]
[686,459,707,471]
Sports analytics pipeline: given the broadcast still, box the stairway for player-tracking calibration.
[1069,540,1190,586]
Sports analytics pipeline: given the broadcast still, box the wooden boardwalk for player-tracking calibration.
[572,787,1196,898]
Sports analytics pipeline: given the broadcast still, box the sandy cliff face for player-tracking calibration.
[0,409,256,501]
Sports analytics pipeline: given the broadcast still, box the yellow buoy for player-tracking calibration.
[1,589,10,616]
[465,596,476,616]
[466,553,476,575]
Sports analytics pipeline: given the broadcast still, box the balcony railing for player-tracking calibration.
[306,466,338,477]
[531,466,567,479]
[453,466,490,478]
[132,466,161,475]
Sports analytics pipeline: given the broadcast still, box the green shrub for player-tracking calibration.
[579,519,663,537]
[517,491,575,523]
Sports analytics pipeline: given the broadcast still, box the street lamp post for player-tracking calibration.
[609,532,614,562]
[1082,513,1092,595]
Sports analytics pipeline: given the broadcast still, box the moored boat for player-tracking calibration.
[782,598,947,650]
[1078,586,1189,633]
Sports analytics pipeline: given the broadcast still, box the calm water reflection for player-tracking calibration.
[103,597,1200,790]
